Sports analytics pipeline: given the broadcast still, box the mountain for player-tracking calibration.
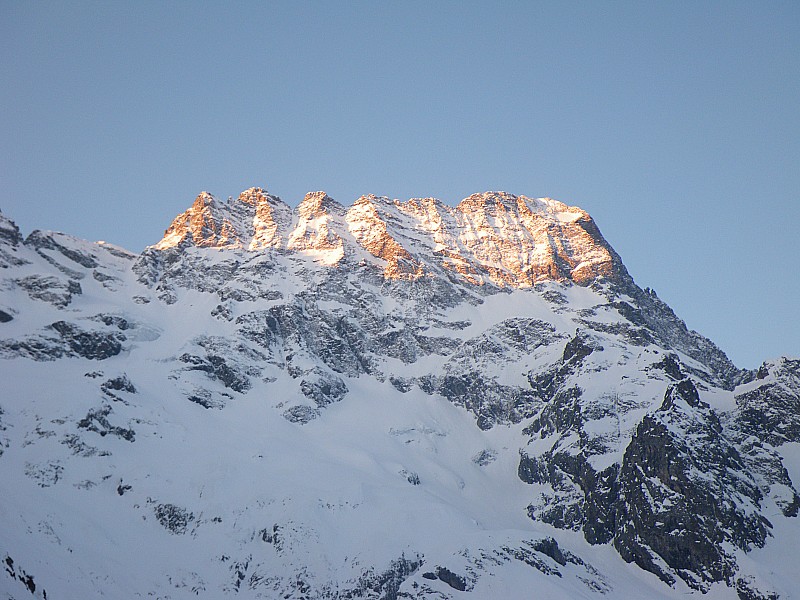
[0,188,798,600]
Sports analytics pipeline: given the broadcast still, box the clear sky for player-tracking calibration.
[1,1,798,369]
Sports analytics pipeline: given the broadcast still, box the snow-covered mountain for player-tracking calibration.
[1,188,798,600]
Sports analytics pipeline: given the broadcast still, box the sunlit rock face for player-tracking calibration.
[286,192,347,266]
[239,187,292,251]
[155,192,238,250]
[452,192,625,286]
[153,187,629,288]
[346,195,425,281]
[155,188,289,251]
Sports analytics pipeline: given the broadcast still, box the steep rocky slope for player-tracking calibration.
[0,188,797,600]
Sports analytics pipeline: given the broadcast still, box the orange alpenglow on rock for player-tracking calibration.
[286,192,347,266]
[152,187,629,287]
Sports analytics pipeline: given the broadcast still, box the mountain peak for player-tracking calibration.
[155,192,238,250]
[2,190,793,600]
[236,186,269,205]
[448,191,623,286]
[457,190,518,211]
[0,210,23,246]
[297,191,345,217]
[151,187,629,288]
[194,190,216,204]
[456,191,587,223]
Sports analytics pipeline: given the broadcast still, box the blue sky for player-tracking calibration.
[1,1,798,368]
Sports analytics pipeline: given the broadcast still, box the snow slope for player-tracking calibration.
[0,189,797,599]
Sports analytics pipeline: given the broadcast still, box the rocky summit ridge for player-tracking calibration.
[153,188,626,286]
[0,187,798,600]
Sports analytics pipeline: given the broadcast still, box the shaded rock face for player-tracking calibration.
[300,369,348,407]
[735,358,800,446]
[614,380,771,590]
[519,333,798,592]
[519,332,616,536]
[419,371,539,431]
[14,275,81,308]
[341,555,424,600]
[180,352,252,393]
[3,555,45,598]
[0,212,23,246]
[78,404,135,441]
[611,286,742,390]
[26,230,99,269]
[49,321,123,360]
[729,358,800,519]
[0,320,124,361]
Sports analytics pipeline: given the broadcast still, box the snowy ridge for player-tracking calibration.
[0,190,797,599]
[152,188,627,288]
